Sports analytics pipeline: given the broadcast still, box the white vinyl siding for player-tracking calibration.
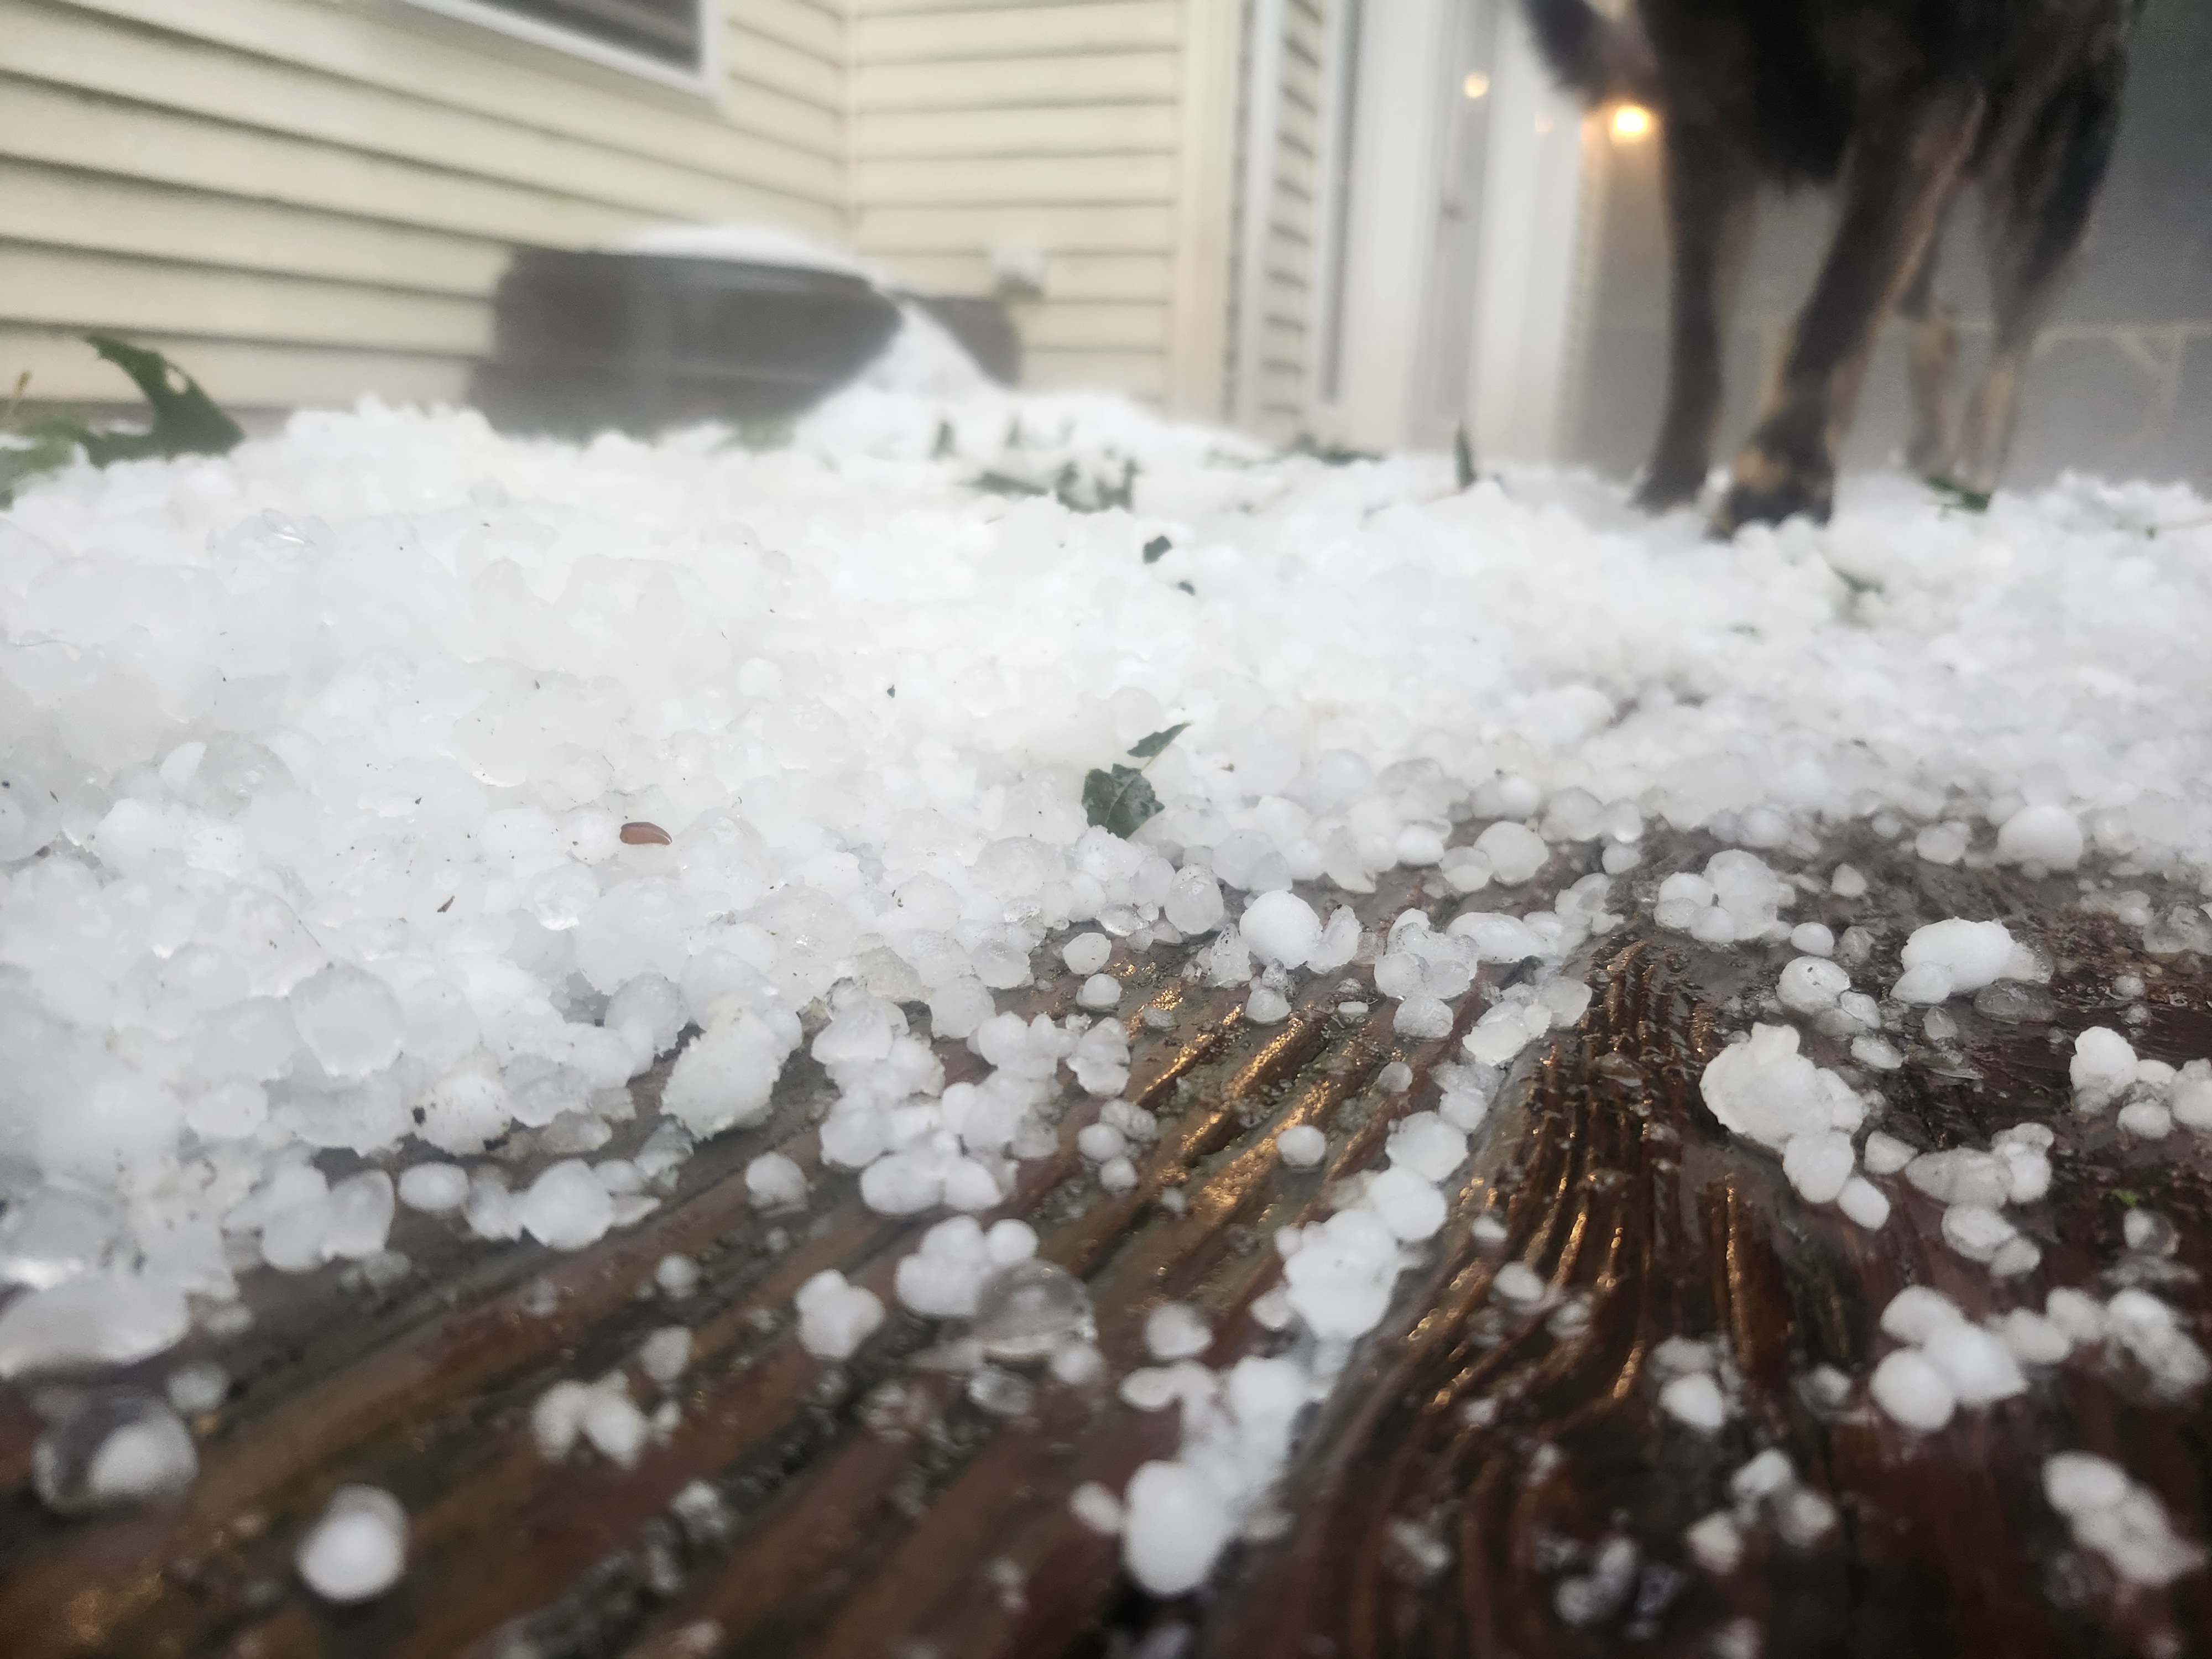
[3,0,1316,428]
[849,0,1239,412]
[0,0,843,409]
[1250,0,1324,431]
[1225,0,1324,437]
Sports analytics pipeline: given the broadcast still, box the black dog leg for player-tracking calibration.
[1717,86,1985,533]
[1959,49,2130,492]
[1635,120,1757,512]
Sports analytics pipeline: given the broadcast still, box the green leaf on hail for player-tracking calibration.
[1083,764,1162,838]
[1126,723,1188,760]
[76,335,244,465]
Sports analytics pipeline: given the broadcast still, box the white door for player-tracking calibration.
[1311,0,1592,459]
[1464,3,1597,463]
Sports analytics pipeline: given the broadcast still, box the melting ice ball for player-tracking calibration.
[296,1485,409,1604]
[972,1260,1094,1363]
[1699,1025,1857,1152]
[1238,891,1322,969]
[288,964,405,1080]
[1996,805,2084,871]
[1892,920,2015,1003]
[32,1389,198,1514]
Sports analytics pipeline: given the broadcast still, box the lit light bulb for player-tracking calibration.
[1463,72,1490,99]
[1610,103,1655,142]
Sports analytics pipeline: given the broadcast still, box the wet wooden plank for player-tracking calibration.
[3,828,2208,1658]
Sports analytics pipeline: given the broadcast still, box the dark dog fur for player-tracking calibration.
[1527,0,2143,530]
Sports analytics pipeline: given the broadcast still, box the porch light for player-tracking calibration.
[1610,102,1655,142]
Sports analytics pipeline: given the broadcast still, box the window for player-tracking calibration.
[404,0,717,90]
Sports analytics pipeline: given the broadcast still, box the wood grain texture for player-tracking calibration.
[5,824,2205,1657]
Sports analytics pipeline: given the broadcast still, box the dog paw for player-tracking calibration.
[1711,447,1833,535]
[1631,466,1707,513]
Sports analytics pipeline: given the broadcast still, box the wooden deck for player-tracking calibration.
[2,827,2208,1658]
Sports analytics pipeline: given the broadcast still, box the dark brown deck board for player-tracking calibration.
[3,831,2209,1658]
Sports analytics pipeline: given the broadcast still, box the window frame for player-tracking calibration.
[399,0,722,97]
